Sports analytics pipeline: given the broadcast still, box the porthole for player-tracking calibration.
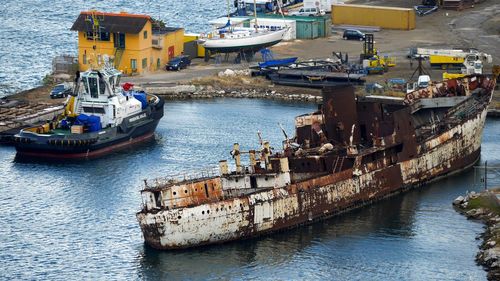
[240,203,243,208]
[184,190,188,194]
[216,208,219,212]
[265,177,268,181]
[229,205,232,209]
[207,210,210,214]
[177,216,181,220]
[173,191,176,195]
[202,211,205,215]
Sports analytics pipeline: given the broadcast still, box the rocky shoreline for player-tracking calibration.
[142,84,323,103]
[453,190,500,280]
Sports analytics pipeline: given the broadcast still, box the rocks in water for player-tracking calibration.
[466,208,485,219]
[453,195,465,205]
[454,189,500,280]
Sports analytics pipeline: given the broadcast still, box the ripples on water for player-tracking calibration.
[0,0,225,97]
[0,99,498,280]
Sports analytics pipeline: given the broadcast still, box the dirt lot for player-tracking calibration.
[272,0,500,81]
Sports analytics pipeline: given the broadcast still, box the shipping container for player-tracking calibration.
[244,14,330,40]
[183,33,205,58]
[331,4,416,30]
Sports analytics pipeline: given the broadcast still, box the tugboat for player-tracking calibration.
[13,66,164,159]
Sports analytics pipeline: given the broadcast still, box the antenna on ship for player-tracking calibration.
[278,122,291,150]
[253,0,259,32]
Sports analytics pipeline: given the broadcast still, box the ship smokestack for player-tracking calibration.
[232,143,242,173]
[249,150,256,166]
[219,160,229,175]
[263,141,272,170]
[279,157,289,173]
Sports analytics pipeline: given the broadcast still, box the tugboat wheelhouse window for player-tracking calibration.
[88,77,99,98]
[98,77,106,96]
[83,107,105,114]
[83,77,90,95]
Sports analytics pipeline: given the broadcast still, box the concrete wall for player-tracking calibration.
[331,4,416,30]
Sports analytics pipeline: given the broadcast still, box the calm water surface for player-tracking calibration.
[1,98,498,280]
[0,0,225,97]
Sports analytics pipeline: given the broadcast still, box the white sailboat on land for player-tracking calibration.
[198,0,288,54]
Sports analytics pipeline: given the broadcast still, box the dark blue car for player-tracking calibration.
[50,83,72,99]
[165,55,191,71]
[343,29,365,41]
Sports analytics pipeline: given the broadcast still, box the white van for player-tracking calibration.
[289,7,324,17]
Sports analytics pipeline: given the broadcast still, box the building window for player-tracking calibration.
[143,31,148,39]
[86,31,110,41]
[83,54,87,64]
[157,58,161,69]
[131,59,137,70]
[142,58,147,69]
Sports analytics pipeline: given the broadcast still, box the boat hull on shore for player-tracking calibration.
[200,28,286,54]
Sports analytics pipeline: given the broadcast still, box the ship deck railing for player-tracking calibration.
[143,165,220,191]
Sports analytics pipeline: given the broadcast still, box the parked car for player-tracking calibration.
[165,55,191,71]
[342,29,366,41]
[289,7,324,17]
[50,83,72,99]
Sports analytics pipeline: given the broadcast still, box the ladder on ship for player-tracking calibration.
[332,156,345,173]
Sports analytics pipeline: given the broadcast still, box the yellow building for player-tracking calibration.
[71,11,184,75]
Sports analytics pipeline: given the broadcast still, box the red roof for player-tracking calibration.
[71,11,152,34]
[79,11,151,20]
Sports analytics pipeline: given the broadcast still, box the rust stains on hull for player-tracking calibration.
[137,75,496,250]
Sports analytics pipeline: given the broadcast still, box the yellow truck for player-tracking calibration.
[414,48,492,69]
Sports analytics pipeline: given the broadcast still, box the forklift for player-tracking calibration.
[359,34,394,74]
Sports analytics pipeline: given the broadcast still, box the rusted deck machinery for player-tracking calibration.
[137,74,496,250]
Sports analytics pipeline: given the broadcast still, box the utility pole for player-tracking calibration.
[484,160,487,190]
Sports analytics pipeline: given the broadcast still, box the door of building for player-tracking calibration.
[114,33,126,49]
[168,46,174,60]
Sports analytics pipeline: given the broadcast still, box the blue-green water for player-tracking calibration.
[1,98,498,280]
[0,0,225,97]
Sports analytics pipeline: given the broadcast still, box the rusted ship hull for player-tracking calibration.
[137,74,495,250]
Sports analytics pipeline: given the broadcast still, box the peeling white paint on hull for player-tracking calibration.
[137,75,496,249]
[137,104,489,250]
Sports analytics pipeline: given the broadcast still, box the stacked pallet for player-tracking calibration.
[0,101,63,136]
[442,0,475,10]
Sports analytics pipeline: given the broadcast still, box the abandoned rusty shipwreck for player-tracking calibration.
[137,74,496,250]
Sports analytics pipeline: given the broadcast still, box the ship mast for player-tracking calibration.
[253,0,258,32]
